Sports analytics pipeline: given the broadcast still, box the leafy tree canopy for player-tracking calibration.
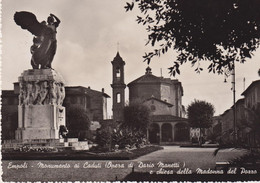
[187,99,215,128]
[125,0,260,76]
[123,101,151,132]
[66,105,90,136]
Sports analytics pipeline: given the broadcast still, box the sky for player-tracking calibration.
[1,0,260,117]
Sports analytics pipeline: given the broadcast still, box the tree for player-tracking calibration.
[122,101,151,133]
[125,0,260,76]
[66,105,90,139]
[95,127,112,150]
[120,102,151,147]
[187,99,215,131]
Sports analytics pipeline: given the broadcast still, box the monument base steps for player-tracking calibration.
[2,138,89,151]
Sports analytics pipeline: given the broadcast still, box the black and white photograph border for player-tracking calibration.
[1,0,260,182]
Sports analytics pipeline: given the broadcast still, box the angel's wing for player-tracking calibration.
[14,11,45,36]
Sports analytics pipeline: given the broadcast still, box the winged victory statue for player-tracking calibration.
[14,11,61,69]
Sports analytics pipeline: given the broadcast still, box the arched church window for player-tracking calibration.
[117,93,121,103]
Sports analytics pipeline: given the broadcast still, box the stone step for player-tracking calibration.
[3,139,23,144]
[2,143,22,148]
[57,146,73,151]
[2,138,89,151]
[63,142,69,147]
[71,141,89,151]
[50,142,69,147]
[2,140,68,149]
[78,141,88,146]
[65,138,78,143]
[3,138,78,145]
[3,139,62,144]
[68,142,79,146]
[72,146,89,150]
[49,143,64,147]
[23,143,48,147]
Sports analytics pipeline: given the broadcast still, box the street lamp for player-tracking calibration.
[224,61,237,145]
[231,61,237,145]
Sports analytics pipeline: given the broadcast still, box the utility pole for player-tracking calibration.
[231,61,237,145]
[243,77,245,92]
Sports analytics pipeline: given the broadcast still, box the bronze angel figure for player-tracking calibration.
[14,11,61,69]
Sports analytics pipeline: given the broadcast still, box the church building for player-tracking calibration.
[111,52,190,144]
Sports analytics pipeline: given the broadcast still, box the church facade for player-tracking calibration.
[111,52,190,144]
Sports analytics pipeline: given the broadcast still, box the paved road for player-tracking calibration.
[134,146,248,173]
[2,146,248,182]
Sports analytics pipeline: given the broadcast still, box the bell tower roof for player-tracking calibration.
[115,51,121,58]
[111,51,125,65]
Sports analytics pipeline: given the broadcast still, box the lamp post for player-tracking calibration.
[224,60,237,145]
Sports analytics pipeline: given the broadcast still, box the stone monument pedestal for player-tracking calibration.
[15,105,65,140]
[15,69,66,140]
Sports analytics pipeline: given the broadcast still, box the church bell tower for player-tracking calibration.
[111,52,126,122]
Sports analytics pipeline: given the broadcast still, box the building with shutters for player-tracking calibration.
[1,84,110,140]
